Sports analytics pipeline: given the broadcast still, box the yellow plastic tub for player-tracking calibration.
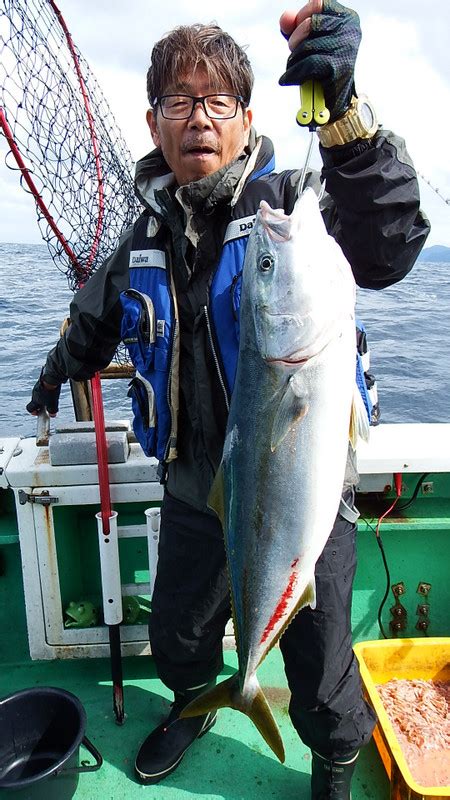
[354,638,450,799]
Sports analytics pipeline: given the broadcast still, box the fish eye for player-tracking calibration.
[258,253,274,272]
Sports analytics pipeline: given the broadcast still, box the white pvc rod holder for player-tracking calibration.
[145,507,161,597]
[96,510,123,625]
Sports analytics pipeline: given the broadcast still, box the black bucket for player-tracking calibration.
[0,687,102,799]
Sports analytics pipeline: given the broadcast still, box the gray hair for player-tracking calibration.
[146,23,254,107]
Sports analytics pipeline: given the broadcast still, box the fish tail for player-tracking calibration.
[179,672,285,763]
[247,677,286,763]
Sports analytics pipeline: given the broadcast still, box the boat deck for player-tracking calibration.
[2,423,450,798]
[0,539,389,799]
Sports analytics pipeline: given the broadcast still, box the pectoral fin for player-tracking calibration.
[271,377,308,452]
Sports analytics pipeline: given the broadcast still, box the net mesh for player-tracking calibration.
[0,0,141,292]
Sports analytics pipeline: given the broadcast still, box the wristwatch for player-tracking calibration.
[317,95,378,148]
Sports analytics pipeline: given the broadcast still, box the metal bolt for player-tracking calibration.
[390,604,407,618]
[389,619,406,634]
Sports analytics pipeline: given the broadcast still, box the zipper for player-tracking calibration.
[162,249,178,466]
[163,317,177,463]
[203,305,230,413]
[230,270,243,322]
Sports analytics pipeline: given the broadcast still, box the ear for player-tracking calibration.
[146,108,161,147]
[243,107,253,145]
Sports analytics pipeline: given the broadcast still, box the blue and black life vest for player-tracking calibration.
[120,179,379,463]
[120,240,176,462]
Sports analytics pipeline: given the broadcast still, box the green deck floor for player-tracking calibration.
[0,653,389,800]
[0,541,390,800]
[3,471,450,799]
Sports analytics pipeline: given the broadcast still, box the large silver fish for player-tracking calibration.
[181,187,363,762]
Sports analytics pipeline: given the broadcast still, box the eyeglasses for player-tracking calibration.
[156,94,244,120]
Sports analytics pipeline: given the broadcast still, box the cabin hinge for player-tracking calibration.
[18,490,59,507]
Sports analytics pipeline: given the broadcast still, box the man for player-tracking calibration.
[27,1,430,797]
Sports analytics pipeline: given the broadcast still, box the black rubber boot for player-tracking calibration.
[311,750,359,800]
[135,684,217,784]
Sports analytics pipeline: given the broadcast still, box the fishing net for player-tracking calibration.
[0,0,140,720]
[0,0,141,292]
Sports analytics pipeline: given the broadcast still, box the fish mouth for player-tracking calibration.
[258,309,310,364]
[266,353,310,366]
[266,336,331,366]
[258,308,328,365]
[259,202,292,242]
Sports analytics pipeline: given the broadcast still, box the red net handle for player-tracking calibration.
[48,0,105,283]
[91,374,112,532]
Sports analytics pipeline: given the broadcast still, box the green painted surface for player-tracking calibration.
[0,488,19,545]
[53,502,155,628]
[0,474,449,799]
[354,474,450,640]
[0,652,389,800]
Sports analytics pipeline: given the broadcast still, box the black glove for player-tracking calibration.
[279,0,361,122]
[26,369,61,415]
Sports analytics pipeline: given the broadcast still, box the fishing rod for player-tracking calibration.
[1,0,140,723]
[418,172,450,207]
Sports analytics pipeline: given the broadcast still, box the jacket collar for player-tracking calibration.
[134,128,275,217]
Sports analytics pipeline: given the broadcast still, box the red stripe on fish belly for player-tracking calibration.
[260,559,299,645]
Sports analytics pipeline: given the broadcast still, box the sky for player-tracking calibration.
[1,0,449,247]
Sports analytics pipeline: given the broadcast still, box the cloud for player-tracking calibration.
[358,0,450,78]
[356,9,450,244]
[1,0,449,246]
[0,150,42,242]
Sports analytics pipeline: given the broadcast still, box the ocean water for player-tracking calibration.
[0,242,449,438]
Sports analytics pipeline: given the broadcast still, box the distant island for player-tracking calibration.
[417,245,450,263]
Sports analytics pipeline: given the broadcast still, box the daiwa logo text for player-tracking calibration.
[132,253,149,265]
[223,215,257,244]
[129,250,166,269]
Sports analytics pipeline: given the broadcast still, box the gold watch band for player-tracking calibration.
[317,95,378,148]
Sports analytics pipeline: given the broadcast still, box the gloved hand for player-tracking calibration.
[279,0,361,122]
[26,369,61,416]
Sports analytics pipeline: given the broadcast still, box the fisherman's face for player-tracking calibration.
[146,68,253,186]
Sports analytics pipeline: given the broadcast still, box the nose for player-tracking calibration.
[187,100,213,129]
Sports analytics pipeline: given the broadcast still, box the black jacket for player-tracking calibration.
[43,130,430,509]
